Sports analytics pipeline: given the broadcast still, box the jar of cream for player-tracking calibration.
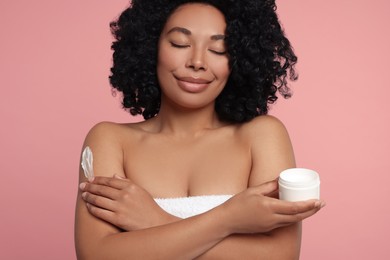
[279,168,320,202]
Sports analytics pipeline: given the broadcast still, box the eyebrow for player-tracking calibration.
[167,26,226,41]
[167,27,191,35]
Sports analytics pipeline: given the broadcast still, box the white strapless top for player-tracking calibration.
[154,195,233,219]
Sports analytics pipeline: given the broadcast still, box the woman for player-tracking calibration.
[75,0,325,259]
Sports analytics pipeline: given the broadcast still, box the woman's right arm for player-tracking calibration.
[76,199,230,260]
[75,122,321,260]
[75,122,233,259]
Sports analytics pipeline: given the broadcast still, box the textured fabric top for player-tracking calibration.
[154,195,233,219]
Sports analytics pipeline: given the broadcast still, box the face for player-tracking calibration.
[157,3,230,110]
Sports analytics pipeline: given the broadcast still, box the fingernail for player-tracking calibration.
[88,177,94,182]
[79,182,86,190]
[314,200,326,208]
[82,192,87,199]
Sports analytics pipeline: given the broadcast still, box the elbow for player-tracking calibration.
[75,248,94,260]
[76,251,106,260]
[266,224,302,260]
[75,243,105,260]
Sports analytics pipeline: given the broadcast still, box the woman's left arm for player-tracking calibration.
[81,116,323,259]
[196,115,304,259]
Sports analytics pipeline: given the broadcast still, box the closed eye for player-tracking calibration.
[209,49,227,55]
[170,42,190,48]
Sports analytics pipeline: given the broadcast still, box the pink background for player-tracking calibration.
[1,0,389,259]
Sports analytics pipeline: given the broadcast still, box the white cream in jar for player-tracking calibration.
[279,168,320,202]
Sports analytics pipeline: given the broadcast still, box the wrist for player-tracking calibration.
[208,203,234,238]
[161,211,181,225]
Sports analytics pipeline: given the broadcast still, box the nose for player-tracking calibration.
[186,48,207,71]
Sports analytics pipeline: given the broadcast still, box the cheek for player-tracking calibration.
[157,47,180,89]
[214,59,231,80]
[157,45,183,72]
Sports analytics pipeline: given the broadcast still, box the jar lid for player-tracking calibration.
[279,168,320,188]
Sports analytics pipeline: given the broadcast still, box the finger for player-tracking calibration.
[85,202,121,228]
[254,180,278,196]
[90,176,131,189]
[274,199,323,215]
[267,189,279,199]
[276,204,323,224]
[114,174,126,179]
[82,191,116,212]
[81,182,120,200]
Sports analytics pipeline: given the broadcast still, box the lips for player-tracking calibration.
[174,76,213,93]
[176,76,211,84]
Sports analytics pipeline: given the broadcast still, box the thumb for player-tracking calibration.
[255,179,279,196]
[113,174,126,179]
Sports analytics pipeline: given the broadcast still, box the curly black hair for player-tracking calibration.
[109,0,297,123]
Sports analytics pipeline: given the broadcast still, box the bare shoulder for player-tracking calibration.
[238,115,295,185]
[81,121,143,178]
[85,121,126,142]
[239,115,290,142]
[84,121,145,145]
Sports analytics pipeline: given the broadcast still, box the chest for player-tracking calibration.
[123,133,252,197]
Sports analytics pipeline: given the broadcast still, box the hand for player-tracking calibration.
[79,175,175,231]
[220,179,325,234]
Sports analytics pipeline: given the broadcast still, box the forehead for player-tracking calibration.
[163,3,226,34]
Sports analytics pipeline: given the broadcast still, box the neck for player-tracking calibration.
[151,102,225,137]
